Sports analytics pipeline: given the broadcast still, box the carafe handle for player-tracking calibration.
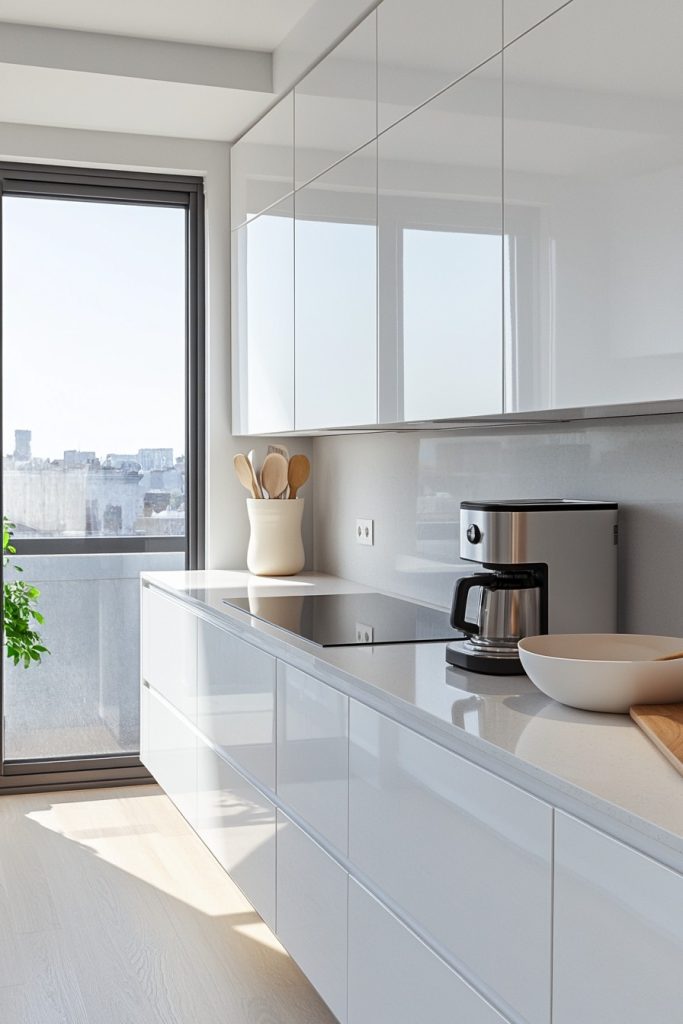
[451,574,489,635]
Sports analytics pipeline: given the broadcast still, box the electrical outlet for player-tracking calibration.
[356,622,374,643]
[356,518,374,546]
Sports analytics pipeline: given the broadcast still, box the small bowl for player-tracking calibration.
[518,634,683,713]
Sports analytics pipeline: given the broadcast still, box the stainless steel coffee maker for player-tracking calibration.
[447,499,618,675]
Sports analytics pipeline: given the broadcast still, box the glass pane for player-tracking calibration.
[2,194,188,761]
[2,197,187,539]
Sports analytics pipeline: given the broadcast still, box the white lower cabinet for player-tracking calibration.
[276,662,348,852]
[141,586,197,721]
[276,811,348,1023]
[141,685,197,827]
[553,812,683,1024]
[348,700,552,1024]
[348,880,507,1024]
[196,738,276,930]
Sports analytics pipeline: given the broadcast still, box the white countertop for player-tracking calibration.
[142,569,683,867]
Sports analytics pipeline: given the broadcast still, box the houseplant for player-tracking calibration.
[3,515,48,667]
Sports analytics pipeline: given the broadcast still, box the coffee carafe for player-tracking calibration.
[446,499,619,675]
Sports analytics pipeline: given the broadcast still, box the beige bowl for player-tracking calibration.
[518,634,683,713]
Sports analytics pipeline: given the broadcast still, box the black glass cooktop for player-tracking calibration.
[222,592,461,647]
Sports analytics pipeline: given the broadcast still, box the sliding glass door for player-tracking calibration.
[0,165,204,790]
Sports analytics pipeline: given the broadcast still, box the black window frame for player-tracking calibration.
[0,161,205,793]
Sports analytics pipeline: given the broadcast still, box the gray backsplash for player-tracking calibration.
[312,414,683,634]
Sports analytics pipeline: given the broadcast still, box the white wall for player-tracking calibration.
[0,121,313,569]
[312,413,683,635]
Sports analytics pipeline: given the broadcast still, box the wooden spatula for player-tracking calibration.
[233,453,261,499]
[261,452,289,499]
[288,454,310,499]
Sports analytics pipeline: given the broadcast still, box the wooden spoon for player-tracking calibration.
[656,651,683,661]
[247,449,264,498]
[261,452,289,499]
[288,454,310,499]
[233,453,261,499]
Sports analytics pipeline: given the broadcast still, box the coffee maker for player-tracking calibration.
[447,499,618,675]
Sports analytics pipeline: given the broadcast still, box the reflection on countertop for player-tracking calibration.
[142,569,683,860]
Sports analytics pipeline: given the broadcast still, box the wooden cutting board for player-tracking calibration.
[630,703,683,776]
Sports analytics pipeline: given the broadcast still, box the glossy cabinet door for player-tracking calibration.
[378,0,501,131]
[295,141,377,429]
[230,92,294,229]
[276,812,348,1023]
[295,11,376,189]
[503,0,569,44]
[504,0,683,412]
[197,619,276,789]
[141,685,197,827]
[196,737,276,930]
[378,55,503,422]
[348,880,508,1024]
[231,195,294,434]
[349,700,552,1024]
[141,585,196,722]
[276,663,348,852]
[554,813,683,1024]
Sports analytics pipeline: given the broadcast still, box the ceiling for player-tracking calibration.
[0,0,318,50]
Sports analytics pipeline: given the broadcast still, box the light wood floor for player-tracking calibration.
[0,784,337,1024]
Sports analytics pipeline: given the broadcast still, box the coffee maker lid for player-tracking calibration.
[461,499,618,512]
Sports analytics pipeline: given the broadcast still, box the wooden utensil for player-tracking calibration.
[233,453,261,499]
[261,452,289,499]
[630,704,683,776]
[247,449,264,498]
[287,454,310,499]
[656,651,683,661]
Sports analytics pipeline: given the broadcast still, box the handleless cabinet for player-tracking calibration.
[504,0,683,412]
[503,0,570,44]
[276,663,348,852]
[378,54,503,422]
[231,195,294,434]
[196,738,276,930]
[141,586,196,722]
[276,812,348,1023]
[378,0,502,132]
[295,141,378,430]
[349,700,552,1024]
[553,813,683,1024]
[141,685,197,828]
[295,11,376,189]
[348,880,508,1024]
[230,92,294,230]
[197,618,276,789]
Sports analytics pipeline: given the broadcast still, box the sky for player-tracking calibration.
[2,196,186,460]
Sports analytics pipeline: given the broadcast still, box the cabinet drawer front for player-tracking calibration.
[142,586,196,721]
[196,740,276,930]
[276,812,348,1023]
[349,880,507,1024]
[197,619,276,790]
[554,813,683,1024]
[277,663,348,851]
[141,686,197,827]
[349,701,551,1024]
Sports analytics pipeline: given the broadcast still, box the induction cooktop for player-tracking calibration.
[222,592,461,647]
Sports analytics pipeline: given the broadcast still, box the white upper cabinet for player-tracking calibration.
[295,141,378,430]
[295,12,377,189]
[378,54,503,422]
[231,92,294,229]
[378,0,502,132]
[504,0,683,412]
[231,195,294,434]
[503,0,570,44]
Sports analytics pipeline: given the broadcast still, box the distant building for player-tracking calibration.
[64,449,96,467]
[137,448,174,471]
[13,429,31,462]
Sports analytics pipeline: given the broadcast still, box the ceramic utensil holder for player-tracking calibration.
[246,498,305,576]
